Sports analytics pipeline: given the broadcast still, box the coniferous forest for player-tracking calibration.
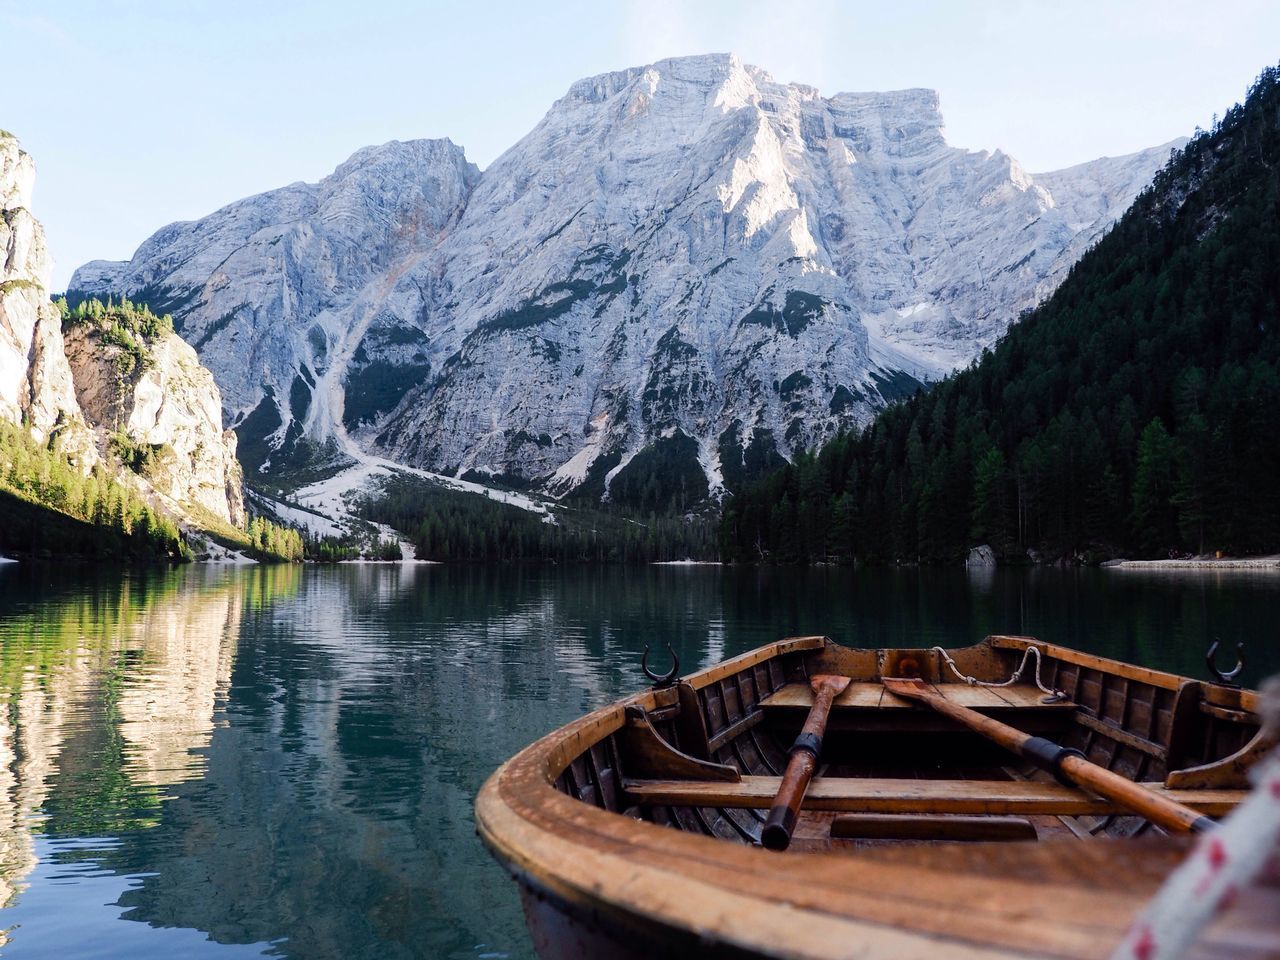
[0,297,306,563]
[0,418,190,561]
[721,66,1280,565]
[360,476,717,563]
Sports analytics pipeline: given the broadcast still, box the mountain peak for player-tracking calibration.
[330,137,474,180]
[68,57,1178,502]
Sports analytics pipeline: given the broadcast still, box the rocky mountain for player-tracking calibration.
[0,132,244,528]
[61,302,246,526]
[69,54,1182,502]
[0,132,90,459]
[722,62,1280,563]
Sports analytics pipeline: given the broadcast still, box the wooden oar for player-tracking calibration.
[762,673,851,850]
[882,677,1214,834]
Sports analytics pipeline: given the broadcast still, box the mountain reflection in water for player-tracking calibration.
[0,563,1276,959]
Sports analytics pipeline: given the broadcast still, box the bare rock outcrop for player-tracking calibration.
[0,133,93,461]
[0,132,244,528]
[63,319,246,525]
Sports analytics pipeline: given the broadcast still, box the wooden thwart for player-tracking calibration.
[623,775,1247,816]
[762,681,1075,711]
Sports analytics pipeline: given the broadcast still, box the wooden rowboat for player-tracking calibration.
[475,636,1277,959]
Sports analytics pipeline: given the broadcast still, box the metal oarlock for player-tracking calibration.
[641,642,680,688]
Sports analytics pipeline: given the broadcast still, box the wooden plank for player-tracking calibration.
[830,814,1038,842]
[1199,702,1257,724]
[618,706,740,782]
[1166,730,1280,789]
[1201,683,1262,714]
[622,775,1247,816]
[688,635,826,689]
[1073,711,1167,759]
[762,681,1076,711]
[987,636,1187,691]
[705,709,763,754]
[672,681,713,760]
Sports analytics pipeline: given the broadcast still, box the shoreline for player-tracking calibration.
[1103,555,1280,570]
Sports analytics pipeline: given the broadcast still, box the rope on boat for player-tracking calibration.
[1108,677,1280,960]
[930,644,1067,702]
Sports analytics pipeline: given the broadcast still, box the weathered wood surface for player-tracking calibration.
[1166,730,1280,789]
[762,681,1075,711]
[622,776,1246,816]
[476,635,1271,960]
[617,705,740,782]
[689,635,825,689]
[988,635,1191,692]
[882,677,1213,834]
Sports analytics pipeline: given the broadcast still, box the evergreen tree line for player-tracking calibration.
[361,477,717,563]
[304,534,363,562]
[298,533,400,562]
[57,295,174,376]
[245,516,305,563]
[0,419,189,561]
[722,65,1280,565]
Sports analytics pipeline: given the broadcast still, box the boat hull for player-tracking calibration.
[475,635,1272,960]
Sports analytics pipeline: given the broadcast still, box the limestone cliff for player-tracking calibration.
[0,132,93,461]
[62,309,245,526]
[0,133,244,529]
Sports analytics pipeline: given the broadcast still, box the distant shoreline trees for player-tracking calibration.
[721,65,1280,566]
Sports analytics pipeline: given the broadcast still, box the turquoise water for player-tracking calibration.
[0,563,1276,959]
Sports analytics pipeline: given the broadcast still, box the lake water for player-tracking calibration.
[0,562,1276,959]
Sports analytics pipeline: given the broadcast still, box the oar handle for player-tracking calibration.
[1019,735,1213,833]
[762,682,843,850]
[762,748,819,849]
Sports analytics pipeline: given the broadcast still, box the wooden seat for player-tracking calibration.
[761,681,1075,712]
[623,775,1247,817]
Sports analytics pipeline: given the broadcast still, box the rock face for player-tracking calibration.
[0,133,244,527]
[62,321,246,525]
[73,139,481,478]
[69,54,1183,498]
[0,133,90,456]
[966,544,997,568]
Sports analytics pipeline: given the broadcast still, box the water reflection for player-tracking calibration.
[0,563,1275,959]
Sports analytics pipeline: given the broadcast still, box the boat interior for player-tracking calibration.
[552,636,1267,849]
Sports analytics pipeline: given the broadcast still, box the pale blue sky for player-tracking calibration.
[4,0,1277,290]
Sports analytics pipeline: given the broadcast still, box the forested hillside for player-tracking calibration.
[0,297,305,563]
[722,65,1280,564]
[0,418,189,561]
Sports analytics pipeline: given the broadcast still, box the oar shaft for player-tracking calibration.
[762,679,845,850]
[884,679,1214,835]
[762,748,818,848]
[1058,754,1211,834]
